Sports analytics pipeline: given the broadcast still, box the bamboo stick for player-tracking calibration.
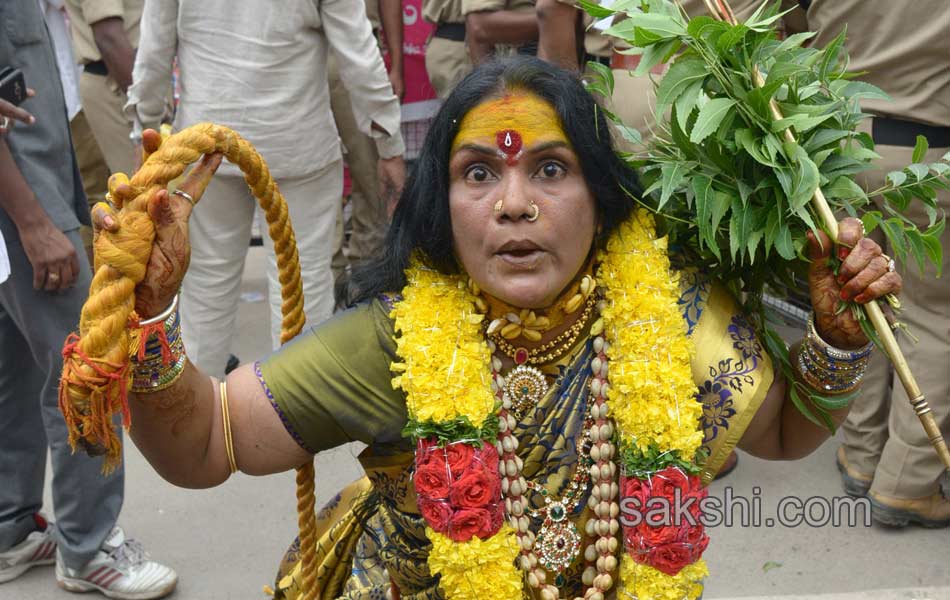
[703,0,950,472]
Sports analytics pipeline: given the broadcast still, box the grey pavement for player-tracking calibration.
[3,247,948,600]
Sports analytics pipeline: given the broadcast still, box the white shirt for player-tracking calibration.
[125,0,404,179]
[39,0,82,120]
[0,227,9,284]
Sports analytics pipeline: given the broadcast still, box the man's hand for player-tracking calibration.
[378,155,406,217]
[0,88,36,136]
[20,216,81,292]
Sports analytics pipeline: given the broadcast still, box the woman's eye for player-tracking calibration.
[465,165,494,182]
[538,161,566,179]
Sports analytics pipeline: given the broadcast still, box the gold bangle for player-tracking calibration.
[220,380,237,474]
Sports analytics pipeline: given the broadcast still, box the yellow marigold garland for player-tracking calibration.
[392,210,706,599]
[427,525,524,598]
[391,263,496,428]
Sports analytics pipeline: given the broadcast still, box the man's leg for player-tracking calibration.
[0,229,123,569]
[78,72,134,177]
[69,109,111,259]
[328,56,388,266]
[263,161,343,348]
[180,174,257,377]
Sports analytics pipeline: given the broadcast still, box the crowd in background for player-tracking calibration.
[0,0,947,598]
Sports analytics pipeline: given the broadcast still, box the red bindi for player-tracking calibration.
[495,130,523,165]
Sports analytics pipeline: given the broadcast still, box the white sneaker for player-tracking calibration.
[0,514,56,583]
[56,527,177,600]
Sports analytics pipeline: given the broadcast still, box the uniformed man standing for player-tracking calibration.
[423,0,472,98]
[64,0,144,178]
[797,0,950,527]
[463,0,539,63]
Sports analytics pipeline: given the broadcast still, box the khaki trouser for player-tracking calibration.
[180,161,343,376]
[842,132,950,499]
[609,67,659,154]
[78,71,135,178]
[327,55,388,284]
[69,109,110,256]
[425,36,471,100]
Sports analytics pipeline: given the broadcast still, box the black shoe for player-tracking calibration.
[225,354,240,375]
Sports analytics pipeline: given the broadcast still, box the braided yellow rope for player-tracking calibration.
[58,123,318,600]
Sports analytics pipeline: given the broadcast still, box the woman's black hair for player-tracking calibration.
[345,55,643,305]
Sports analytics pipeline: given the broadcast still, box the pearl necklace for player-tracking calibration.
[490,322,620,600]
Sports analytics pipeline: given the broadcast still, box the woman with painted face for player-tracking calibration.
[93,57,900,600]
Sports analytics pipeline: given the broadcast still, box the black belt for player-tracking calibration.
[872,116,950,148]
[433,23,465,42]
[83,60,109,76]
[585,53,611,68]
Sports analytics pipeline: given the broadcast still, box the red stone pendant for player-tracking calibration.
[514,347,529,365]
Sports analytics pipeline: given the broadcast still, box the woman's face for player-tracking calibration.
[448,90,597,309]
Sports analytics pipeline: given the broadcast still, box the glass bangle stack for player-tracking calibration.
[796,313,873,395]
[130,296,187,393]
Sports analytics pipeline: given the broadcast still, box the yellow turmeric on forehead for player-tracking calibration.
[450,90,572,161]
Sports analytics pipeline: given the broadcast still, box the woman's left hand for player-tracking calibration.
[807,217,902,349]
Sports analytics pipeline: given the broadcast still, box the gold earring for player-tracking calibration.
[526,202,539,222]
[494,199,504,212]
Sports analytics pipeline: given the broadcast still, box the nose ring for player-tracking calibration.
[526,202,539,222]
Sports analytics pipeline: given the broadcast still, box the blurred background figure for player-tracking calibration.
[126,0,406,377]
[330,0,404,300]
[464,0,538,64]
[65,0,142,178]
[422,0,471,98]
[0,2,175,597]
[791,0,950,528]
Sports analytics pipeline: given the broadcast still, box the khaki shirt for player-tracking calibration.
[801,0,950,127]
[64,0,143,64]
[462,0,533,17]
[422,0,465,24]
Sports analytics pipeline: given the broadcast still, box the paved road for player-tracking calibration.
[4,247,948,600]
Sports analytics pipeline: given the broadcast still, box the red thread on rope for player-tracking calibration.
[60,333,131,428]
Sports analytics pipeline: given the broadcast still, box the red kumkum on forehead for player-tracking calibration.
[496,130,523,165]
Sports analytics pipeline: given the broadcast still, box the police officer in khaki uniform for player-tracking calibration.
[463,0,538,63]
[64,0,144,178]
[423,0,472,98]
[330,0,403,289]
[796,0,950,527]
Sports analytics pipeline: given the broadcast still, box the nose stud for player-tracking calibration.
[494,199,504,213]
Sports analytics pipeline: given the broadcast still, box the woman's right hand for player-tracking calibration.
[91,129,223,318]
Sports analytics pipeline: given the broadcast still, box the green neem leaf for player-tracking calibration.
[585,59,615,97]
[836,80,891,102]
[861,211,882,235]
[886,170,907,187]
[656,57,707,109]
[675,79,704,125]
[818,27,847,80]
[716,23,749,52]
[765,61,809,86]
[710,190,732,239]
[632,38,681,76]
[771,113,835,134]
[775,223,796,260]
[803,128,851,152]
[734,128,774,167]
[905,229,928,274]
[823,176,867,201]
[659,161,688,210]
[773,30,816,54]
[908,163,930,181]
[576,0,615,19]
[625,12,687,41]
[689,97,737,144]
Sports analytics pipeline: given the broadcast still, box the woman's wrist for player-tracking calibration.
[794,313,873,395]
[130,294,187,392]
